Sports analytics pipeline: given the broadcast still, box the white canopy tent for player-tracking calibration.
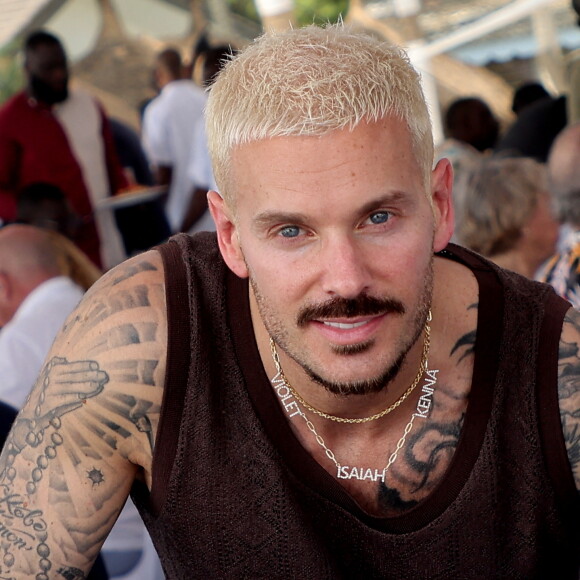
[252,0,574,143]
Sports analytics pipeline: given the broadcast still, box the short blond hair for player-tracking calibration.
[456,157,547,256]
[206,24,433,202]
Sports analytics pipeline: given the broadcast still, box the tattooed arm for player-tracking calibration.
[558,307,580,491]
[0,251,167,578]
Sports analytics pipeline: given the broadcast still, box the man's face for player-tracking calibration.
[26,42,69,105]
[213,118,452,395]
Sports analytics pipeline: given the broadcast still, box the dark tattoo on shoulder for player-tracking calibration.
[450,303,478,363]
[378,485,418,511]
[405,418,464,493]
[377,415,465,514]
[558,308,580,487]
[110,261,157,286]
[377,373,466,514]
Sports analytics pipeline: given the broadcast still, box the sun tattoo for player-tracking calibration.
[86,467,105,487]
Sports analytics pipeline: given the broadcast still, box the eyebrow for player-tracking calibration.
[252,211,309,231]
[358,191,412,215]
[251,191,414,231]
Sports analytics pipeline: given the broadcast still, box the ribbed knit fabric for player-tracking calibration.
[131,233,579,579]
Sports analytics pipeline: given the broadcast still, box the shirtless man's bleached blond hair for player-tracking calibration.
[206,24,434,202]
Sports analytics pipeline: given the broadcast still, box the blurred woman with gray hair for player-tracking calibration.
[455,156,559,278]
[537,122,580,307]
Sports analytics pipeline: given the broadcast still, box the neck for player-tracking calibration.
[490,249,538,278]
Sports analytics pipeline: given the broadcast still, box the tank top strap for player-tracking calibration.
[537,293,578,526]
[149,236,192,514]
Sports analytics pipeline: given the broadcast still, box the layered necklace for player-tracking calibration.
[269,311,440,483]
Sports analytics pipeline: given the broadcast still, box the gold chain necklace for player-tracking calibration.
[269,309,432,424]
[270,355,440,483]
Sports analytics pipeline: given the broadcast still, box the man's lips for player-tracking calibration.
[312,314,387,343]
[320,318,373,330]
[296,295,405,328]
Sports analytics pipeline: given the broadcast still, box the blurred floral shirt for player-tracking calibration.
[537,228,580,309]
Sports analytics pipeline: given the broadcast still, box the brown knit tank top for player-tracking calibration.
[131,233,579,579]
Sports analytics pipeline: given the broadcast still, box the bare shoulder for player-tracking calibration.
[51,249,168,474]
[558,307,580,490]
[0,251,167,577]
[432,255,479,362]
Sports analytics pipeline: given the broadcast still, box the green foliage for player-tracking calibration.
[0,42,24,105]
[227,0,260,23]
[226,0,348,27]
[295,0,348,26]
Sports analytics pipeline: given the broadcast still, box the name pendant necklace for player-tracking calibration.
[270,311,440,483]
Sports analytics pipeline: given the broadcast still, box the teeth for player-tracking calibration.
[323,320,368,329]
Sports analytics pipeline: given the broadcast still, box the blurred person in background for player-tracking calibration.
[0,225,87,409]
[511,81,550,117]
[16,181,81,240]
[436,97,500,235]
[537,123,580,307]
[142,48,213,234]
[495,95,567,162]
[108,118,171,257]
[182,42,234,233]
[440,97,500,155]
[0,31,127,269]
[455,156,559,278]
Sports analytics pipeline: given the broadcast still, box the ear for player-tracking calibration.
[430,158,455,252]
[208,191,249,278]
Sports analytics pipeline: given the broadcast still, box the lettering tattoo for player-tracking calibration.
[558,308,580,487]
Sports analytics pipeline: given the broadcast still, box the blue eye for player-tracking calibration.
[369,212,390,224]
[279,226,301,238]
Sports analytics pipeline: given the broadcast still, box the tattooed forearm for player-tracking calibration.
[558,308,580,488]
[0,485,49,576]
[0,252,167,576]
[0,357,108,482]
[57,566,88,579]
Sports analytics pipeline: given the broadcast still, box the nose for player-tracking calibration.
[319,235,371,299]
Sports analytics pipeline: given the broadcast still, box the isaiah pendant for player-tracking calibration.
[337,465,386,483]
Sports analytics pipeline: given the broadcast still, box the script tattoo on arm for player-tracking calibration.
[57,566,88,579]
[558,307,580,489]
[0,252,167,578]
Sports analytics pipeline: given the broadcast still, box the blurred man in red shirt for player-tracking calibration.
[0,30,127,268]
